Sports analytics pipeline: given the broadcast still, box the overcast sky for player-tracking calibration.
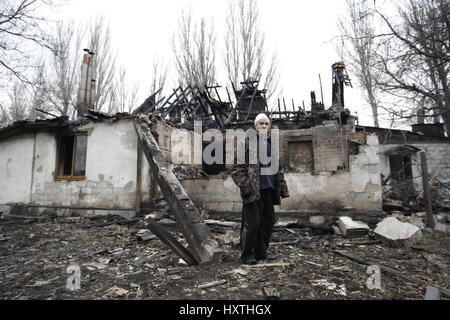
[53,0,379,127]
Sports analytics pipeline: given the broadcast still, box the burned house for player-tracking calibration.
[1,62,449,222]
[0,104,378,219]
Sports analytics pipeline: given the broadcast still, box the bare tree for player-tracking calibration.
[224,0,279,101]
[172,8,216,90]
[373,0,450,133]
[44,17,118,116]
[0,104,10,127]
[88,16,118,112]
[107,66,139,114]
[1,9,134,122]
[149,56,168,102]
[1,58,55,125]
[44,20,84,117]
[337,0,381,127]
[0,105,9,128]
[0,0,57,83]
[7,82,30,122]
[28,58,52,120]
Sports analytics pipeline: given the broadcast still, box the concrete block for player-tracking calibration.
[374,217,422,248]
[337,216,370,237]
[309,216,326,225]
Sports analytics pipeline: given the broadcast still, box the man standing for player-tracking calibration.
[231,113,289,265]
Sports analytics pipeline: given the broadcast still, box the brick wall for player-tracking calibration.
[281,120,353,173]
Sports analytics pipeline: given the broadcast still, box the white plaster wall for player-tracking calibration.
[31,119,145,210]
[0,134,35,204]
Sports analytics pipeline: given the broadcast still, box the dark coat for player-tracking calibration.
[230,134,289,205]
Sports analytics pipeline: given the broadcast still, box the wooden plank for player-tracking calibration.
[197,280,227,289]
[304,260,324,268]
[242,262,291,268]
[225,87,247,125]
[271,239,300,246]
[134,116,219,264]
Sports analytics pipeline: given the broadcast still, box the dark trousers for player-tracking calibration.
[240,188,276,261]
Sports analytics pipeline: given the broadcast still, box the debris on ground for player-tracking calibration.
[106,287,129,298]
[0,211,449,300]
[262,287,281,300]
[197,280,227,290]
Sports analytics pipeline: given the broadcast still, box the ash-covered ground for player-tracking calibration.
[0,212,449,300]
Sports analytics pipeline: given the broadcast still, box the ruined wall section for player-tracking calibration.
[348,134,383,211]
[377,142,450,193]
[0,134,35,204]
[180,121,383,212]
[154,121,177,162]
[311,120,351,171]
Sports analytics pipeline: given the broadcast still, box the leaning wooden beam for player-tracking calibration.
[146,219,198,266]
[134,116,219,264]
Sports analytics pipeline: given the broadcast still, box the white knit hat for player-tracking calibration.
[254,113,270,126]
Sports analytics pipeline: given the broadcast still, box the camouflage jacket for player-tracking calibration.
[230,135,289,205]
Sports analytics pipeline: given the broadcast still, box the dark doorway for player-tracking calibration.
[389,154,415,201]
[202,141,226,175]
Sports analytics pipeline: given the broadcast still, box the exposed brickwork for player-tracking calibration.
[281,120,353,173]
